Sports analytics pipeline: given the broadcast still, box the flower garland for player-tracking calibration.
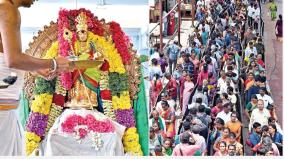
[108,72,129,96]
[45,79,66,135]
[112,91,132,110]
[25,8,143,156]
[61,114,115,135]
[109,21,132,65]
[100,71,116,120]
[87,32,125,74]
[115,109,136,128]
[25,77,56,155]
[123,128,143,155]
[25,132,41,156]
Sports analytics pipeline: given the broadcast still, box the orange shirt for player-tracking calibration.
[225,120,242,142]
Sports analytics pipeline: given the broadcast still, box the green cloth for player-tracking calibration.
[245,102,257,116]
[193,150,202,156]
[17,90,30,129]
[133,67,149,156]
[165,148,173,156]
[78,53,101,82]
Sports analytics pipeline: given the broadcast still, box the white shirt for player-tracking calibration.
[205,0,211,9]
[249,108,270,132]
[204,24,211,33]
[217,77,235,94]
[245,47,257,58]
[247,6,255,17]
[252,8,260,20]
[256,94,274,108]
[150,52,160,61]
[216,111,232,123]
[228,94,237,105]
[188,102,207,110]
[197,0,204,7]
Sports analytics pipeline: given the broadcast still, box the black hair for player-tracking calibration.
[189,107,198,115]
[183,121,191,131]
[229,132,236,138]
[151,58,158,65]
[196,98,203,104]
[253,122,261,129]
[231,111,238,118]
[261,125,269,132]
[198,104,206,113]
[215,117,225,125]
[268,123,277,133]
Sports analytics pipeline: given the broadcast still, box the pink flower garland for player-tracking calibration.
[61,114,115,136]
[109,22,132,65]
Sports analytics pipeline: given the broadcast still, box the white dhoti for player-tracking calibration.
[0,110,24,155]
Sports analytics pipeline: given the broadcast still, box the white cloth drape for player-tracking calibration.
[0,110,24,156]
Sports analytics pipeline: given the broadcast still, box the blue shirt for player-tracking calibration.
[249,131,261,147]
[201,32,208,46]
[225,34,231,46]
[167,44,180,60]
[272,132,283,144]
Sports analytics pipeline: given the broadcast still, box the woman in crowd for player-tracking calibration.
[182,74,195,115]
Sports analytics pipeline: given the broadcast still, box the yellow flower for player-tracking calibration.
[31,93,53,115]
[25,132,41,155]
[88,32,125,74]
[43,41,59,59]
[112,91,131,110]
[122,127,143,156]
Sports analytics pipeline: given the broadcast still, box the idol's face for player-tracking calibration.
[77,30,88,42]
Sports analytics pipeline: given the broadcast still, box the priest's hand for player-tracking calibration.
[36,69,57,81]
[55,56,73,72]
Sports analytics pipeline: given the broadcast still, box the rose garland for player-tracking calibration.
[109,22,132,65]
[61,114,115,135]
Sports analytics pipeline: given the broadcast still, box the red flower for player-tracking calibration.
[78,128,88,138]
[100,90,111,100]
[100,60,110,71]
[52,94,65,107]
[109,21,132,65]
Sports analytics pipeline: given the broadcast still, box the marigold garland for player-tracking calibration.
[30,93,53,115]
[25,132,41,156]
[122,128,143,155]
[112,91,131,110]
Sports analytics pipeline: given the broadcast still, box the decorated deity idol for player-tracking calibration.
[23,9,145,156]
